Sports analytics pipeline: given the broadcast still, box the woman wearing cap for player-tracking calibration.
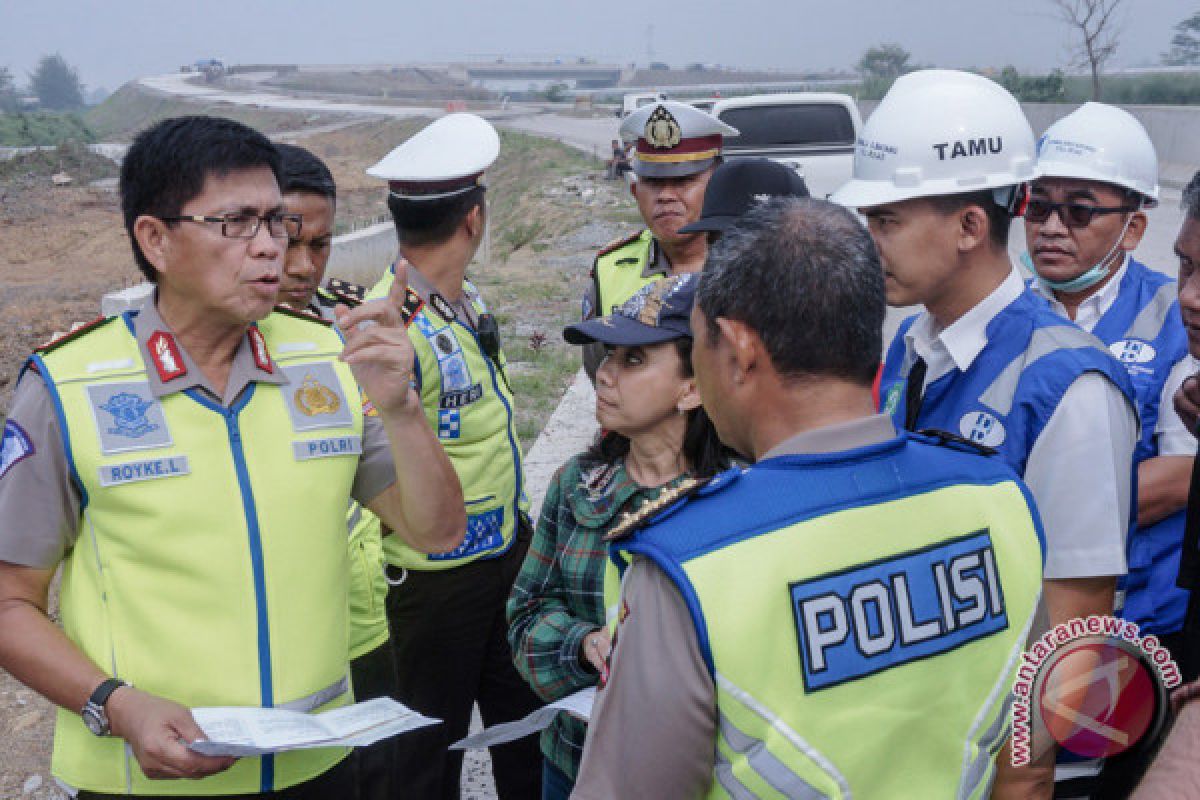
[506,274,734,800]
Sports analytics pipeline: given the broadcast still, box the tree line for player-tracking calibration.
[0,54,87,113]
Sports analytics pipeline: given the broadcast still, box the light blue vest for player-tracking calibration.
[1081,259,1190,635]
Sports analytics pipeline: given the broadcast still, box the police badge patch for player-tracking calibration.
[281,363,354,432]
[86,383,173,455]
[0,420,34,480]
[645,106,683,150]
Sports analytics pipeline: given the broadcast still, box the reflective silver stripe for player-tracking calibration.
[719,713,830,799]
[956,594,1040,800]
[277,675,350,713]
[347,501,364,534]
[716,674,847,797]
[715,746,758,800]
[1125,281,1177,342]
[977,325,1107,414]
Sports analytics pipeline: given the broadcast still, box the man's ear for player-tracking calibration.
[133,215,170,277]
[958,205,991,253]
[1122,211,1149,252]
[463,203,485,240]
[715,317,760,384]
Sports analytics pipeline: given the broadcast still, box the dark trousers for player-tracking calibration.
[350,639,399,800]
[77,752,357,800]
[385,527,542,800]
[541,759,574,800]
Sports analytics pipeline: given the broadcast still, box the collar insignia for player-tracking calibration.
[147,331,186,383]
[248,327,273,373]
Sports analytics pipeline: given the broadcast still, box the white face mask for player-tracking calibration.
[1029,208,1137,294]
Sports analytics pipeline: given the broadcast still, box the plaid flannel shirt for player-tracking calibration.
[506,452,691,781]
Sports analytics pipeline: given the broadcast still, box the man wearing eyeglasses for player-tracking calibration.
[1026,104,1193,665]
[834,74,1139,795]
[362,114,542,800]
[0,115,465,799]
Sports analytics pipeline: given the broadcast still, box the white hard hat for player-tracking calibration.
[367,113,500,200]
[831,70,1035,209]
[1034,102,1159,208]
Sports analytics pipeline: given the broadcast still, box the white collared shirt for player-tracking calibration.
[1032,257,1197,457]
[902,267,1136,580]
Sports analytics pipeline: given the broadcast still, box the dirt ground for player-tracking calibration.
[0,107,632,797]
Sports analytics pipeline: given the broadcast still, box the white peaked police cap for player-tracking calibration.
[1034,102,1159,207]
[831,69,1036,209]
[367,113,501,200]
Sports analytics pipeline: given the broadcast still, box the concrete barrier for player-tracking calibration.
[326,221,395,285]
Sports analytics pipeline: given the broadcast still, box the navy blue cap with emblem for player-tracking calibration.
[678,158,810,234]
[563,273,696,347]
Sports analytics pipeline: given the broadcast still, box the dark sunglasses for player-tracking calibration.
[1025,199,1137,229]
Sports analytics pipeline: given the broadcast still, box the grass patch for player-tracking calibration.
[0,112,95,146]
[0,140,116,182]
[508,344,580,449]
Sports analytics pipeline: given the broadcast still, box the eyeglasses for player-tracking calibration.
[159,212,303,240]
[1025,199,1137,229]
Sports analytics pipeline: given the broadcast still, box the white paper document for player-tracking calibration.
[188,697,440,757]
[450,687,595,750]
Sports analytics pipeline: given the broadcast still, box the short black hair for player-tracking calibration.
[277,143,336,203]
[928,189,1012,249]
[1185,171,1200,221]
[120,115,283,281]
[697,197,884,386]
[387,186,485,247]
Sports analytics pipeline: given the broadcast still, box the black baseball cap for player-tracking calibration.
[678,158,810,234]
[564,274,697,347]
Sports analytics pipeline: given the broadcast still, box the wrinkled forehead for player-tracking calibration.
[187,165,283,212]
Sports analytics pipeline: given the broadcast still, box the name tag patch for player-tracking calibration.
[429,507,504,561]
[439,384,483,410]
[87,382,172,455]
[99,456,190,487]
[293,436,363,461]
[790,530,1007,692]
[281,363,354,432]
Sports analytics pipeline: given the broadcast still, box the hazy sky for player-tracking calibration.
[1,0,1193,92]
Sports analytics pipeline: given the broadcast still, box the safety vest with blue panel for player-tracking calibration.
[879,288,1137,515]
[1055,259,1189,636]
[31,308,359,795]
[609,431,1045,799]
[366,265,527,571]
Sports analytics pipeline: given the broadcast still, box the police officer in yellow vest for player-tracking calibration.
[574,197,1045,798]
[0,116,465,799]
[364,114,543,799]
[275,142,399,800]
[580,101,738,378]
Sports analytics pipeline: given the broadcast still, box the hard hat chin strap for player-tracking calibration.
[1033,206,1138,294]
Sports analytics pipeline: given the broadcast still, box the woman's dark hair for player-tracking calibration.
[585,337,735,480]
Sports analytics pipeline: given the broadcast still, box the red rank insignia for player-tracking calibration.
[247,326,273,373]
[148,331,186,383]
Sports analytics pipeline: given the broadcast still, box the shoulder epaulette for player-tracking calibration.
[399,286,424,328]
[325,278,368,308]
[273,304,333,326]
[915,427,998,457]
[34,316,115,354]
[596,229,647,259]
[605,476,705,542]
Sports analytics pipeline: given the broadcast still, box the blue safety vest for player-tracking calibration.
[1083,259,1190,636]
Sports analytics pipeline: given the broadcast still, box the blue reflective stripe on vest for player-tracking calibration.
[1086,260,1191,635]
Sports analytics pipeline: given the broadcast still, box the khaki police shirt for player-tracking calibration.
[405,266,481,332]
[581,238,669,381]
[0,299,398,569]
[572,414,898,799]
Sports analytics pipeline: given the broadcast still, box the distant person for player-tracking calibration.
[275,142,399,800]
[579,100,738,379]
[364,113,543,800]
[573,197,1044,798]
[0,115,463,799]
[605,138,631,180]
[506,274,734,800]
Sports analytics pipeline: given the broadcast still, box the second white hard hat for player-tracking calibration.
[1034,102,1159,207]
[831,69,1035,209]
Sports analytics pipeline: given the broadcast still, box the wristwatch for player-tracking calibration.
[81,678,127,737]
